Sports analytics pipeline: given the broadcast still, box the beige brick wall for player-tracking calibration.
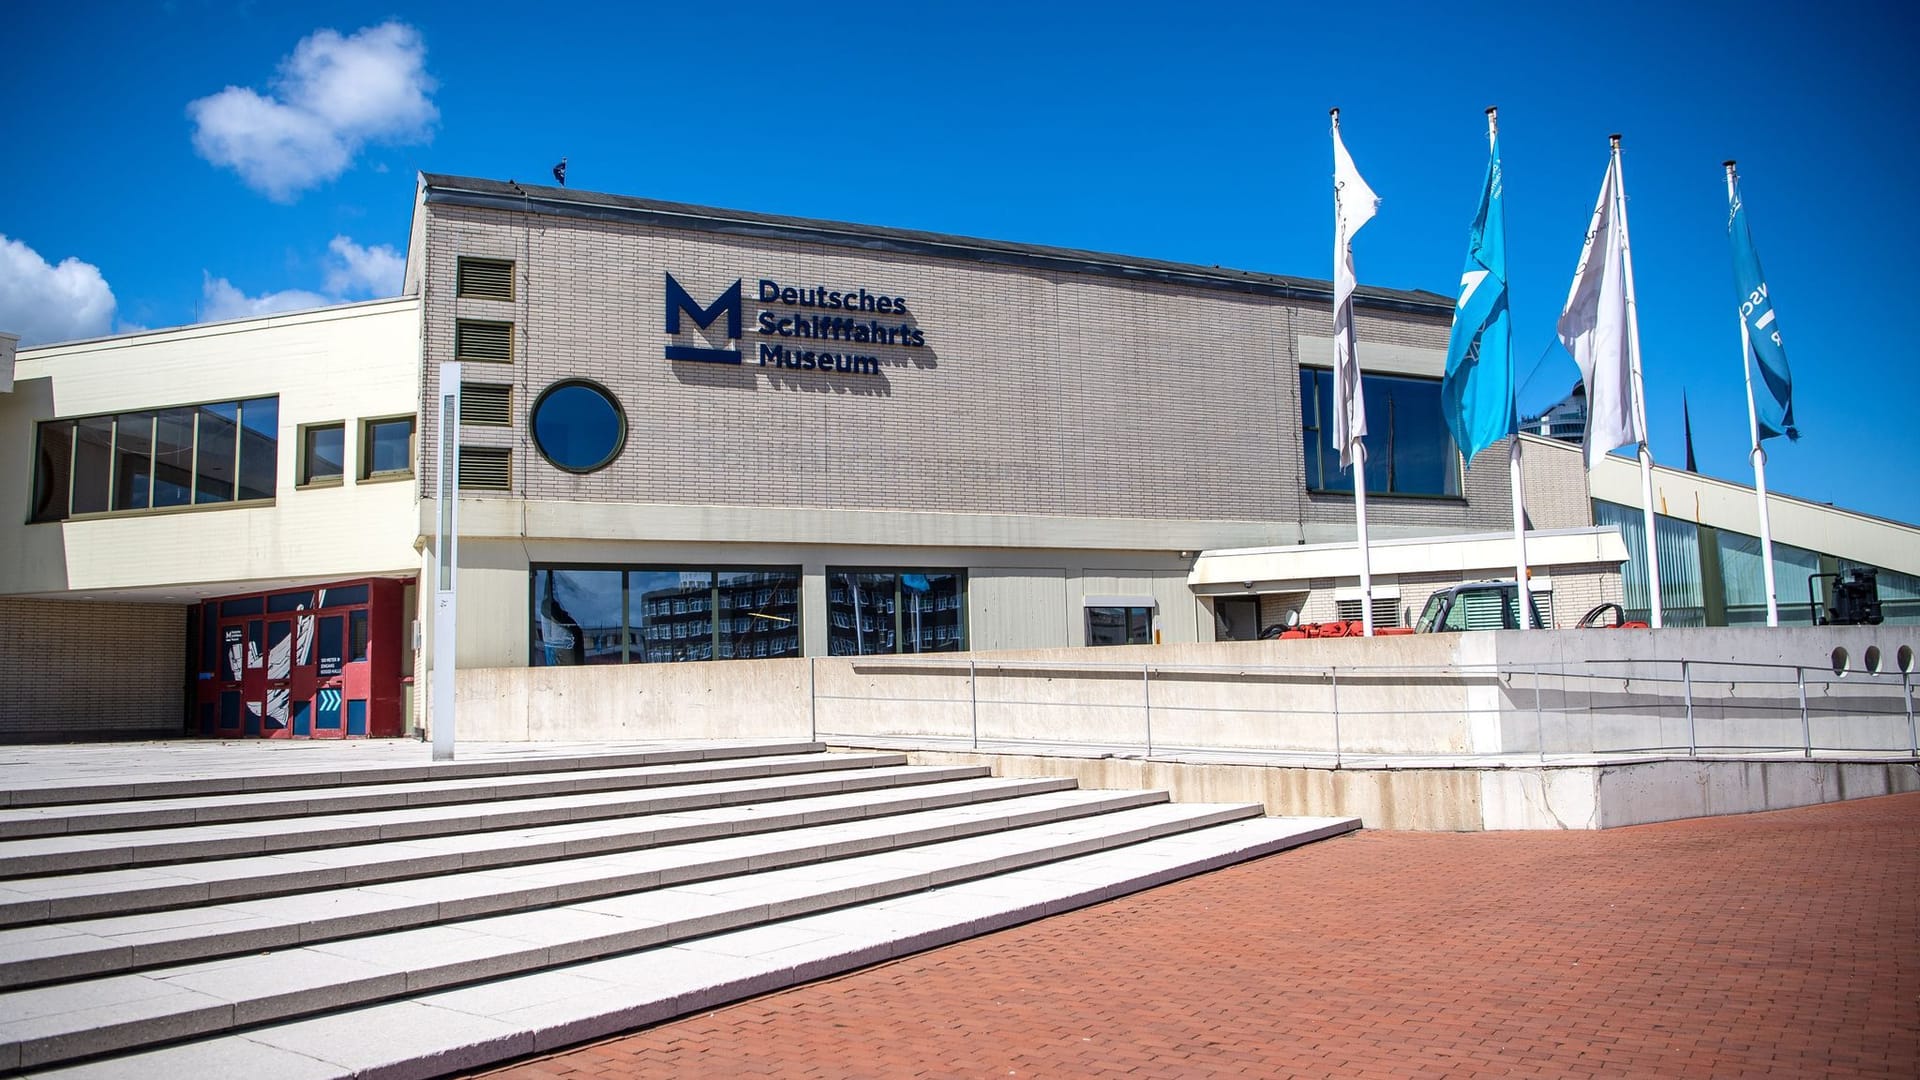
[0,598,185,741]
[419,202,1505,539]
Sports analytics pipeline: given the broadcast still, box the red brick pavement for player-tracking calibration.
[477,792,1920,1078]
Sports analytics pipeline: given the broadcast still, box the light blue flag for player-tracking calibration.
[1442,135,1516,464]
[1729,178,1798,441]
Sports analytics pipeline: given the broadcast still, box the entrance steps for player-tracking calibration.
[0,740,1357,1077]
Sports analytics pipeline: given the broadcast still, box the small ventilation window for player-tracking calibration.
[461,383,512,427]
[457,446,511,490]
[456,258,515,301]
[1335,597,1401,629]
[455,320,514,364]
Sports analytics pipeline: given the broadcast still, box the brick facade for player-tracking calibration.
[0,598,184,740]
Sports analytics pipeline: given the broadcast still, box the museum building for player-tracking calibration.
[1,174,1639,740]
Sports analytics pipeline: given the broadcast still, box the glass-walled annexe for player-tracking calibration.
[529,566,969,665]
[1594,499,1919,626]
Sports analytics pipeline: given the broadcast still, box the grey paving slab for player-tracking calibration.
[241,1000,535,1080]
[25,1032,345,1080]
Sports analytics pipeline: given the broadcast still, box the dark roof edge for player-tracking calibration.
[420,174,1454,318]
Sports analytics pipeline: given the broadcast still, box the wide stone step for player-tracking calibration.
[0,741,826,808]
[0,763,988,877]
[0,751,905,839]
[23,815,1360,1080]
[0,801,1264,1070]
[0,775,1077,928]
[0,786,1164,988]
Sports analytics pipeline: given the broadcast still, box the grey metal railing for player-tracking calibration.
[804,653,1920,764]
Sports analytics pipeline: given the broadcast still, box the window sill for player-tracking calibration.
[297,478,345,490]
[49,497,277,524]
[358,471,415,485]
[1306,488,1468,504]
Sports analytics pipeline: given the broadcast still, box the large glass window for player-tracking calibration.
[1594,500,1707,626]
[237,397,279,502]
[32,396,278,521]
[827,569,966,656]
[530,565,801,665]
[194,403,238,504]
[1718,531,1820,627]
[1087,605,1153,646]
[1301,368,1461,497]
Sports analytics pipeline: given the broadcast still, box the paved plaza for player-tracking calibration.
[481,791,1920,1078]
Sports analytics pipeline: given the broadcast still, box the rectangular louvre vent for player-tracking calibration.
[455,320,513,363]
[460,383,512,427]
[458,446,511,490]
[456,258,514,301]
[1335,597,1401,629]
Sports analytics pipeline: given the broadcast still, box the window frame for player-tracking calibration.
[826,567,969,656]
[529,379,628,475]
[1086,605,1155,647]
[359,414,417,482]
[455,257,516,302]
[529,563,804,666]
[29,395,278,523]
[454,318,516,364]
[297,421,347,488]
[1300,366,1464,500]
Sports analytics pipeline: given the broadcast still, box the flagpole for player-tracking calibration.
[1612,134,1664,628]
[1726,160,1780,627]
[1488,106,1533,629]
[1333,107,1376,637]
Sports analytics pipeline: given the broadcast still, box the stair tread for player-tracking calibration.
[0,775,1077,925]
[0,765,992,875]
[0,802,1267,1068]
[0,752,907,838]
[22,816,1359,1080]
[0,787,1163,985]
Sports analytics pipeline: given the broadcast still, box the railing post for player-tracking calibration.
[1329,666,1342,768]
[1533,663,1545,761]
[1141,663,1153,758]
[1797,665,1811,758]
[969,658,979,750]
[1683,659,1696,758]
[808,655,818,743]
[1904,669,1915,759]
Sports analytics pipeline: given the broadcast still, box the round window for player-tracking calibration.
[530,380,626,473]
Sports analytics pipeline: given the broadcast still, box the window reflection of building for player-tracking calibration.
[531,566,801,666]
[827,570,965,656]
[1300,370,1460,497]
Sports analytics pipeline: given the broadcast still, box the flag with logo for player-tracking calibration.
[1729,177,1798,440]
[1442,134,1515,463]
[1556,154,1643,470]
[1332,120,1380,469]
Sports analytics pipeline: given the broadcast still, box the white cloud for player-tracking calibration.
[323,235,405,298]
[188,21,437,201]
[200,274,330,322]
[0,235,117,346]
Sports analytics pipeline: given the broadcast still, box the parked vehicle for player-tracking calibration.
[1412,581,1549,632]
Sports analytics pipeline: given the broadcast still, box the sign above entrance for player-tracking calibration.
[664,272,928,378]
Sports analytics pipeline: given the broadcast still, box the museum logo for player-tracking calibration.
[664,272,925,378]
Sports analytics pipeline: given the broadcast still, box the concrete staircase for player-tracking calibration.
[0,741,1357,1078]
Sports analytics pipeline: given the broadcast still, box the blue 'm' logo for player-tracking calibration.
[665,273,742,364]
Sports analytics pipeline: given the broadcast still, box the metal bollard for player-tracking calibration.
[969,658,979,750]
[1141,664,1153,758]
[1797,666,1811,758]
[1683,659,1696,758]
[1330,666,1342,768]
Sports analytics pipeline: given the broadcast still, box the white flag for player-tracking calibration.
[1332,121,1379,469]
[1556,155,1643,470]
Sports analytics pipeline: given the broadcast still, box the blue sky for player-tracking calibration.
[5,1,1917,524]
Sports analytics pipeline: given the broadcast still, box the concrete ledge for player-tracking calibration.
[856,746,1920,830]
